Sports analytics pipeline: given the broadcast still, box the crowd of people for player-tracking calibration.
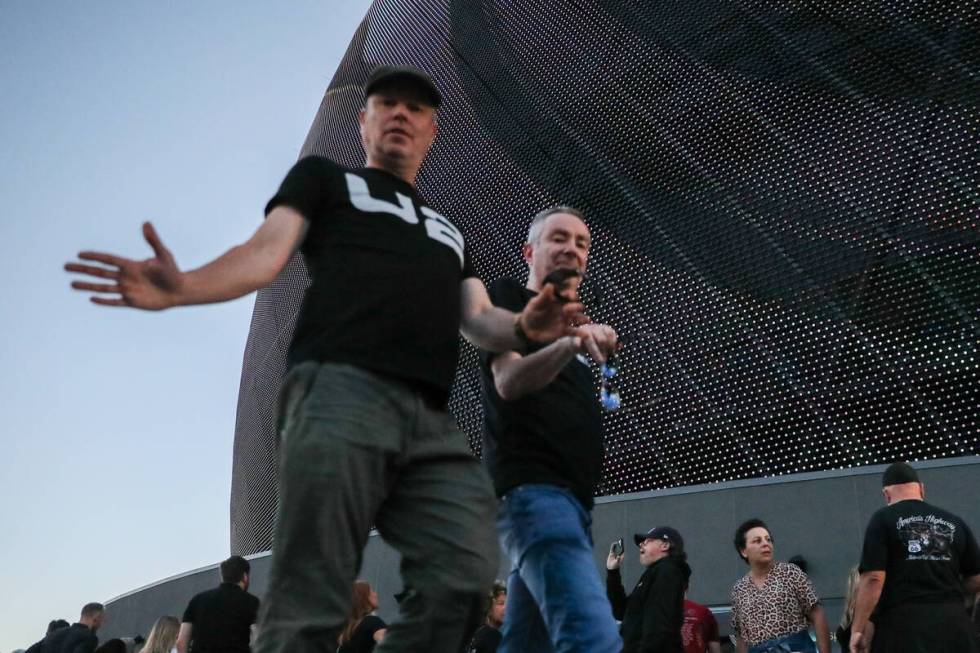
[61,63,980,653]
[16,557,258,653]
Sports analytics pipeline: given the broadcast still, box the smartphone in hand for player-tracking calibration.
[610,538,624,556]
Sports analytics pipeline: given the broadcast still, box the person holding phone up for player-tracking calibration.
[607,526,691,653]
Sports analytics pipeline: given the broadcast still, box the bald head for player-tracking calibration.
[883,482,923,503]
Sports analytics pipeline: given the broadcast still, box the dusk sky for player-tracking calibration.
[0,2,373,649]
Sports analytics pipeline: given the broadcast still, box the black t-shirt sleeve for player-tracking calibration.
[606,568,628,621]
[264,156,333,221]
[182,595,198,623]
[461,245,477,280]
[860,509,890,573]
[960,521,980,577]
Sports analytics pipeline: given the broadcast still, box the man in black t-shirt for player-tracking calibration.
[478,207,621,653]
[177,556,258,653]
[850,462,980,653]
[66,66,585,653]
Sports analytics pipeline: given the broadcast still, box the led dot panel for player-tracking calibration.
[230,0,980,555]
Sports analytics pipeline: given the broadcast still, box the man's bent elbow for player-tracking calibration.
[495,378,520,402]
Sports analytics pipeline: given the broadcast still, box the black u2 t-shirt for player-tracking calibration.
[859,499,980,613]
[478,278,605,509]
[265,156,477,404]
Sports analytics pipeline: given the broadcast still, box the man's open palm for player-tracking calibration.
[65,222,182,310]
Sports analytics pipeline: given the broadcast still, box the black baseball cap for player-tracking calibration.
[882,461,920,487]
[634,526,684,552]
[364,65,441,108]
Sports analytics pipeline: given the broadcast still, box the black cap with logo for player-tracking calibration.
[634,526,685,553]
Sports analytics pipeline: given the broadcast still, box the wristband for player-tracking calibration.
[513,312,533,350]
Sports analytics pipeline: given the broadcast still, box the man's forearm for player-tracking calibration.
[809,604,831,653]
[177,242,282,305]
[170,207,305,307]
[850,574,884,638]
[460,304,528,353]
[492,337,577,400]
[176,623,192,653]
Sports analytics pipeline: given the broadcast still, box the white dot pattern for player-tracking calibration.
[230,0,980,555]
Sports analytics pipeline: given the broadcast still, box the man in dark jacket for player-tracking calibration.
[43,604,104,653]
[24,619,70,653]
[607,526,691,653]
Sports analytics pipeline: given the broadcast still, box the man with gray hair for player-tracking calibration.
[478,206,621,653]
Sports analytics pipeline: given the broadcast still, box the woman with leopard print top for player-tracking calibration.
[729,518,831,653]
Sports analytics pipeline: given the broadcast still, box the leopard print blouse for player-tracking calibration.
[730,562,819,646]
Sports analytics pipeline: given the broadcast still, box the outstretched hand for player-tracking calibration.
[65,222,183,310]
[521,268,589,342]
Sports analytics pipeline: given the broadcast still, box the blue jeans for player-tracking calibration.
[497,484,621,653]
[748,630,816,653]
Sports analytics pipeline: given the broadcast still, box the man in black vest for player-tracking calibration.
[177,556,259,653]
[66,66,585,653]
[850,462,980,653]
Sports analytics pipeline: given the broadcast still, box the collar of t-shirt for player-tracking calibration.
[362,166,418,195]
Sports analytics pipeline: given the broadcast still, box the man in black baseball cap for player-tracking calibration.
[849,462,980,652]
[65,57,587,653]
[608,525,690,652]
[880,461,920,487]
[364,65,441,108]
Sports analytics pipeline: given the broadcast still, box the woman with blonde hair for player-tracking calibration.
[141,616,180,653]
[337,581,386,653]
[836,568,860,651]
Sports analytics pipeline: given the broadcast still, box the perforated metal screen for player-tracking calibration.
[230,0,980,555]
